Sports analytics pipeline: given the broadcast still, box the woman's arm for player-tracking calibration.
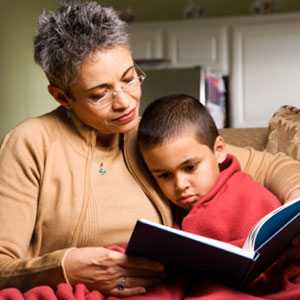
[226,144,300,203]
[0,120,165,295]
[0,124,68,289]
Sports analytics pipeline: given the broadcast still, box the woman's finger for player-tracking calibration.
[110,286,146,298]
[110,276,162,297]
[110,251,164,272]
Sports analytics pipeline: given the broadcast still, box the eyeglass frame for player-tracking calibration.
[84,63,147,107]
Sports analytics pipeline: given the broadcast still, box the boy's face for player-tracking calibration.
[142,132,226,210]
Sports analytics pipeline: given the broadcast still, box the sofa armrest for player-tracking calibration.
[219,127,269,151]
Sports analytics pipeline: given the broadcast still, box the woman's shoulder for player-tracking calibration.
[1,107,65,149]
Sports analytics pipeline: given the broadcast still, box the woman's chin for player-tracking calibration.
[118,116,139,133]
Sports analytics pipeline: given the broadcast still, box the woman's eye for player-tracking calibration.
[123,76,135,84]
[89,92,107,102]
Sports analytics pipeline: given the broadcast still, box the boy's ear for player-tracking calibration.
[214,135,227,163]
[48,85,70,109]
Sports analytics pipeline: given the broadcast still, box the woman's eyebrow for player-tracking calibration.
[86,65,135,91]
[122,65,135,77]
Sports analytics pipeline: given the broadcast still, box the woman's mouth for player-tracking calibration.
[112,107,137,125]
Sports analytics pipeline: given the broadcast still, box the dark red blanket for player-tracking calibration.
[0,282,183,300]
[1,239,300,300]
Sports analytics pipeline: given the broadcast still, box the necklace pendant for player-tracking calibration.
[99,162,107,175]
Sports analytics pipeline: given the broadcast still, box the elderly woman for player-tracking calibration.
[0,0,300,297]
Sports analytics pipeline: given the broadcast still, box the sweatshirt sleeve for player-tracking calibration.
[0,120,68,289]
[226,144,300,203]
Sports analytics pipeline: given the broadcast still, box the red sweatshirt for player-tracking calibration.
[182,154,281,247]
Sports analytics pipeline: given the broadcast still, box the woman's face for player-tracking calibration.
[66,46,141,135]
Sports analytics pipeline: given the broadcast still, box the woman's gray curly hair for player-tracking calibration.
[34,0,129,90]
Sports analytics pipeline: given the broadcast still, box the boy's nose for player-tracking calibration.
[175,174,190,191]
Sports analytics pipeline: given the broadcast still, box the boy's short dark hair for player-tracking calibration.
[138,94,219,151]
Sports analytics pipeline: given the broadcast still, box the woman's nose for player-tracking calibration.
[111,89,130,110]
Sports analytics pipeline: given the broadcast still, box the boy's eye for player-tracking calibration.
[184,163,197,173]
[157,172,172,180]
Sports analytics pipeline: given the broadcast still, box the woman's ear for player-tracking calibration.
[48,85,70,109]
[214,135,227,163]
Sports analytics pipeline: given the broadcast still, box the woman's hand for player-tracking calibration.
[63,246,165,297]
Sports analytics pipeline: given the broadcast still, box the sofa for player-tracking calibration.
[220,127,268,151]
[220,105,300,161]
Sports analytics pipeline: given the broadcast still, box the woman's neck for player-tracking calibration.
[96,132,120,150]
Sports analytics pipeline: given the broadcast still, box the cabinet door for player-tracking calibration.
[231,21,300,128]
[129,24,165,61]
[167,24,229,74]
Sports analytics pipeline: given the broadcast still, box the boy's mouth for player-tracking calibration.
[179,194,199,207]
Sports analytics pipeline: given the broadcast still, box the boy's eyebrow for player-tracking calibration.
[151,168,166,174]
[150,158,198,174]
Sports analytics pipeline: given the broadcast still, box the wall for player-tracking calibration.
[0,0,58,139]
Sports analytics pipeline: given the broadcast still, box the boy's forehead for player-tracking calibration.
[142,135,210,165]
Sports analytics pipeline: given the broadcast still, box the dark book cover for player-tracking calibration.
[126,208,300,288]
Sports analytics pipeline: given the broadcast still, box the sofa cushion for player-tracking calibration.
[220,127,268,150]
[266,105,300,160]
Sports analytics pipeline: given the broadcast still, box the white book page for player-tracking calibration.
[140,219,255,259]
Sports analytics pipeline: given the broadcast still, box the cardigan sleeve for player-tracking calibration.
[226,144,300,203]
[0,121,68,289]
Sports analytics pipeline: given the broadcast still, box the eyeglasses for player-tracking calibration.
[87,64,147,107]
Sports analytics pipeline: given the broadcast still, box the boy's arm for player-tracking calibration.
[226,144,300,203]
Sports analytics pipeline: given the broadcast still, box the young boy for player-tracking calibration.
[137,94,281,247]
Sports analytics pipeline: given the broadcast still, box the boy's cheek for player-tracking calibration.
[157,181,174,200]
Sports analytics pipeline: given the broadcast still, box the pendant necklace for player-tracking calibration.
[98,162,107,175]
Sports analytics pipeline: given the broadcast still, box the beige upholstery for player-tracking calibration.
[220,105,300,161]
[266,105,300,160]
[220,127,268,151]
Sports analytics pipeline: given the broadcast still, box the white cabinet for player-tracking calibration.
[129,21,229,74]
[231,19,300,127]
[166,23,229,74]
[129,23,165,61]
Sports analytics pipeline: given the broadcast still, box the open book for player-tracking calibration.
[126,197,300,288]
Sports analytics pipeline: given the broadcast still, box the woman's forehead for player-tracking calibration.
[75,46,134,88]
